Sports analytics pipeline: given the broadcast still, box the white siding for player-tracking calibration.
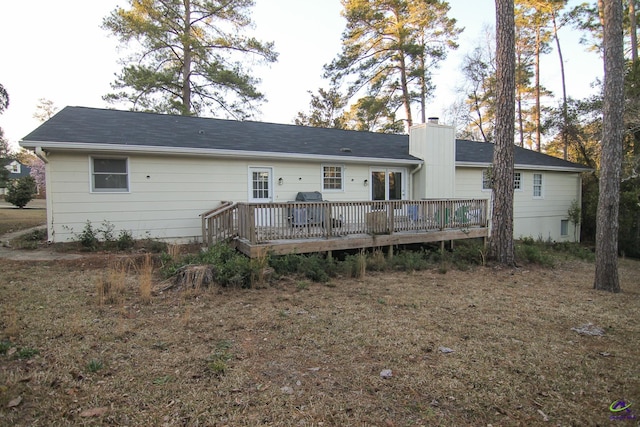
[455,166,582,242]
[46,153,382,242]
[409,123,456,198]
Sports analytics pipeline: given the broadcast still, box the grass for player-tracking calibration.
[0,254,638,425]
[0,199,46,236]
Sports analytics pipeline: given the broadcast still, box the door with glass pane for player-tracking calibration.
[371,169,405,200]
[249,167,272,202]
[249,167,273,226]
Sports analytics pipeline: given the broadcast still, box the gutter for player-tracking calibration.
[455,161,591,173]
[20,140,422,166]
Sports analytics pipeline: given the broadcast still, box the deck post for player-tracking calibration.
[324,204,332,238]
[249,207,256,244]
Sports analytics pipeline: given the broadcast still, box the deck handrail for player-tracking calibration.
[200,202,239,245]
[202,198,488,246]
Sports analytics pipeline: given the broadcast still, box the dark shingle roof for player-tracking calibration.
[456,139,590,170]
[22,106,590,171]
[22,106,417,161]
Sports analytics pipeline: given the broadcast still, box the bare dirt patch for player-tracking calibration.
[0,256,638,426]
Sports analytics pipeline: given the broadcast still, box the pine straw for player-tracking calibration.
[0,257,638,426]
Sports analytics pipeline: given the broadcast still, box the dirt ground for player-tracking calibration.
[0,251,638,426]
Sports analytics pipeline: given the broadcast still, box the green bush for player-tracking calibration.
[116,230,135,250]
[516,242,555,267]
[77,220,99,250]
[389,249,431,271]
[161,243,258,288]
[450,240,485,268]
[5,176,37,208]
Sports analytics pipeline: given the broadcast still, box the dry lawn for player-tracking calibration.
[0,200,46,236]
[0,254,639,426]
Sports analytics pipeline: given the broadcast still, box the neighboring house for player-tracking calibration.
[0,160,32,196]
[20,106,590,244]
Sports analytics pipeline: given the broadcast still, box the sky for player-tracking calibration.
[0,0,601,150]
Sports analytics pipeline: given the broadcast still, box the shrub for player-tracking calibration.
[390,249,431,271]
[5,176,37,208]
[269,253,304,277]
[450,240,485,268]
[117,230,135,250]
[78,221,99,250]
[516,243,554,267]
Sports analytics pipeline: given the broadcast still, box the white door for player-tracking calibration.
[249,167,273,226]
[249,167,273,202]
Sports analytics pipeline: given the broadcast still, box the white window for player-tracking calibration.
[561,219,569,236]
[91,157,129,192]
[483,170,522,191]
[514,172,522,190]
[533,173,543,198]
[323,165,344,191]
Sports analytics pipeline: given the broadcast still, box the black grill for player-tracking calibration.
[295,191,323,202]
[291,191,324,226]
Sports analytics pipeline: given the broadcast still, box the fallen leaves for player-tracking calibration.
[7,396,22,408]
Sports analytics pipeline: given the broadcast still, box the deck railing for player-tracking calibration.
[202,199,488,246]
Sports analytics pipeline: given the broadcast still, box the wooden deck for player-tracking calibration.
[201,199,489,258]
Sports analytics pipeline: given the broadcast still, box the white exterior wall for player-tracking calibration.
[455,166,582,242]
[45,152,379,242]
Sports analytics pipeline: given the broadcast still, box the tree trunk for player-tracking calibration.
[630,0,638,62]
[516,51,525,147]
[551,8,569,160]
[594,0,624,293]
[182,0,192,115]
[488,0,516,266]
[399,51,413,129]
[535,24,541,152]
[420,47,427,124]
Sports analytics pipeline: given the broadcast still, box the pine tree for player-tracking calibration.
[102,0,277,118]
[325,0,461,129]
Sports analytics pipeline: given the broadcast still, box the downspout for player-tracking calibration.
[410,163,423,200]
[34,147,53,242]
[35,147,48,163]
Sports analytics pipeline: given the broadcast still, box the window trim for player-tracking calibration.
[90,156,130,193]
[533,173,543,199]
[514,172,522,191]
[482,169,523,191]
[322,164,344,192]
[560,219,569,236]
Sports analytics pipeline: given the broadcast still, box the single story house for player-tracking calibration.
[20,106,590,247]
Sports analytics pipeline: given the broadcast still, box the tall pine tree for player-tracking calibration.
[325,0,461,130]
[103,0,277,118]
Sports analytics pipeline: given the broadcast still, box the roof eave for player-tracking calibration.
[20,140,421,166]
[455,161,591,173]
